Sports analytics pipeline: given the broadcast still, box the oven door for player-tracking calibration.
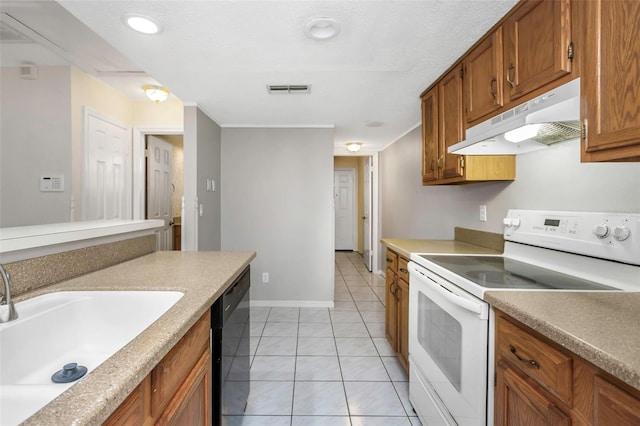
[408,261,489,426]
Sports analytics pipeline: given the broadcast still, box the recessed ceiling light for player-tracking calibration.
[123,13,162,34]
[305,17,341,41]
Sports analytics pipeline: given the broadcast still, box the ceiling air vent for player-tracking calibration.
[267,84,311,94]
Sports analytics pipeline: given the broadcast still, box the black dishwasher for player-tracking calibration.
[211,266,250,426]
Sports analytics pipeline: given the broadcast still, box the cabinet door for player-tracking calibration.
[439,64,465,180]
[504,0,572,102]
[156,349,212,426]
[103,378,151,426]
[582,0,640,161]
[397,278,409,372]
[495,360,571,426]
[421,88,439,183]
[464,28,504,124]
[385,269,398,351]
[151,312,210,418]
[594,376,640,426]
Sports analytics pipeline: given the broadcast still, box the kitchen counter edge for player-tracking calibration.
[20,250,256,426]
[381,238,502,259]
[485,291,640,391]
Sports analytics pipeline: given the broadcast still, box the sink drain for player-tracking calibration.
[51,363,87,383]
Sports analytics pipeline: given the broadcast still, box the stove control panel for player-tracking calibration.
[503,210,640,265]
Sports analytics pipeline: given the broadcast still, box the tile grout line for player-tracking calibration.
[289,308,302,425]
[333,258,354,425]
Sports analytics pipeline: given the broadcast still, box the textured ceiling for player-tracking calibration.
[55,1,518,152]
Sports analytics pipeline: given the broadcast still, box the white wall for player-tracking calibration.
[379,126,640,268]
[1,65,185,227]
[1,67,72,227]
[183,106,221,251]
[221,127,335,306]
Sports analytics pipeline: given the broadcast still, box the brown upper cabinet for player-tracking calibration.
[464,0,573,126]
[503,0,573,104]
[464,28,504,124]
[581,0,640,162]
[439,64,466,181]
[423,0,640,167]
[422,63,516,185]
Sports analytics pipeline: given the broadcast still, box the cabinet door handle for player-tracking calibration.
[509,344,540,369]
[386,258,393,264]
[393,287,400,300]
[489,76,497,99]
[399,268,408,274]
[437,156,444,169]
[389,281,396,294]
[506,63,516,89]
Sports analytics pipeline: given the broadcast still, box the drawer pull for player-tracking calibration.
[399,268,408,273]
[386,258,392,263]
[509,344,540,369]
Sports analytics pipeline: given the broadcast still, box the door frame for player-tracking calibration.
[363,156,373,271]
[334,168,358,251]
[132,126,183,220]
[332,151,379,274]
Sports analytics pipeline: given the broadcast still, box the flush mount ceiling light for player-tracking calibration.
[346,142,362,153]
[143,85,170,102]
[305,17,341,41]
[123,13,162,34]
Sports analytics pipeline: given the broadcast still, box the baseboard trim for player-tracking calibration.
[250,300,335,308]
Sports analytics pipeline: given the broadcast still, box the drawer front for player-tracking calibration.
[151,311,211,417]
[385,249,398,273]
[397,256,410,283]
[496,314,572,405]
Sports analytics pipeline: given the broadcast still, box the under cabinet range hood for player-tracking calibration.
[448,78,581,155]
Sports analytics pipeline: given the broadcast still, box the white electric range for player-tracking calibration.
[407,210,640,426]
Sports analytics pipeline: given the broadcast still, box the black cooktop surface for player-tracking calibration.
[418,255,619,291]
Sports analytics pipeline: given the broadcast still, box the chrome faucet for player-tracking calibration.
[0,263,18,323]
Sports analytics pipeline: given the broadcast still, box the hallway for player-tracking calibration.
[224,251,421,425]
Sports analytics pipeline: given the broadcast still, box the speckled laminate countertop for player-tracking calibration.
[18,250,255,426]
[381,238,502,259]
[485,291,640,391]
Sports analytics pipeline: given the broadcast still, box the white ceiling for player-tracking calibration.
[3,0,519,152]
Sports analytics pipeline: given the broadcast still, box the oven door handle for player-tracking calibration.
[409,262,485,316]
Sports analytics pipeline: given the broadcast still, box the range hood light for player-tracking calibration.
[505,124,541,142]
[448,78,580,155]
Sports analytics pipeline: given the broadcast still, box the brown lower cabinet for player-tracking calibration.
[104,310,212,426]
[495,310,640,426]
[385,248,409,372]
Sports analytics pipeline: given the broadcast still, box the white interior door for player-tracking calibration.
[84,110,131,221]
[334,169,356,251]
[146,135,173,250]
[363,157,373,271]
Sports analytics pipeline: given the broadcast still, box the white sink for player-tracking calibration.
[0,291,183,425]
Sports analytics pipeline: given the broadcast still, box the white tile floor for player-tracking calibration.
[224,252,422,426]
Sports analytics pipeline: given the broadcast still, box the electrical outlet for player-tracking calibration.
[262,272,269,283]
[480,205,487,222]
